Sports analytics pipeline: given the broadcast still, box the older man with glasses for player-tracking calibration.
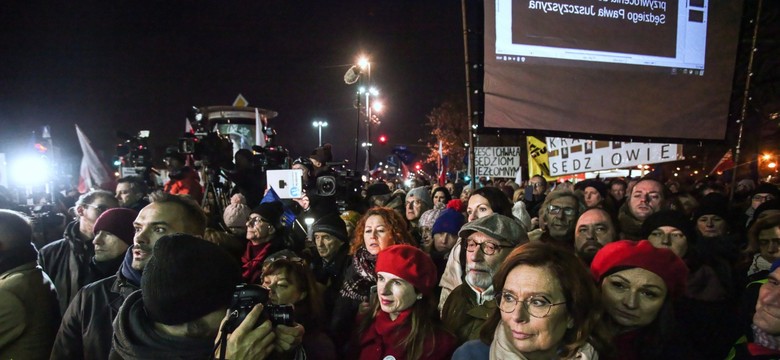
[441,214,528,344]
[38,189,119,315]
[528,190,586,250]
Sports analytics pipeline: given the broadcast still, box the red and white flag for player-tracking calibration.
[185,118,195,134]
[401,162,410,180]
[76,125,115,193]
[710,149,734,174]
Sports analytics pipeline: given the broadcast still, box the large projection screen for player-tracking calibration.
[484,0,744,140]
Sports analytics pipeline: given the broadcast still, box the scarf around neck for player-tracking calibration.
[340,246,377,302]
[120,246,142,287]
[489,321,598,360]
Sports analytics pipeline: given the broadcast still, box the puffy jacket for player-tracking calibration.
[0,262,60,359]
[50,270,139,360]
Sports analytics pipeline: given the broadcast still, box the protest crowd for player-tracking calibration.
[1,139,780,360]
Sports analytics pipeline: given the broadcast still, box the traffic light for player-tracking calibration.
[378,135,387,144]
[414,162,421,171]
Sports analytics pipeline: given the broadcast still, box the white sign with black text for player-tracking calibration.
[546,138,682,176]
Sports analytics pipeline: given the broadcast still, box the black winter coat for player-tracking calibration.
[50,270,139,360]
[39,221,94,315]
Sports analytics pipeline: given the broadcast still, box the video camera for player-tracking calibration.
[221,284,295,334]
[312,162,363,212]
[116,130,152,168]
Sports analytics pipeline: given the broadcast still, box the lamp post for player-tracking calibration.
[312,120,328,146]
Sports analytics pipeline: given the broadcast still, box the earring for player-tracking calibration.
[416,294,423,300]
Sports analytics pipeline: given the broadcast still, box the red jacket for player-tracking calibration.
[359,309,456,360]
[163,167,203,203]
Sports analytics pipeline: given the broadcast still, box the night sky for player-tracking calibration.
[0,1,465,171]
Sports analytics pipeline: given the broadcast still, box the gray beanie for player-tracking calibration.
[406,186,433,209]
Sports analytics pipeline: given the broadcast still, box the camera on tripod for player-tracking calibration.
[222,284,295,334]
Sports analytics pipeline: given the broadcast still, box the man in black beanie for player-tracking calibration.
[111,234,290,359]
[305,213,351,311]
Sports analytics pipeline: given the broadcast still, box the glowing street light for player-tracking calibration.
[312,120,328,146]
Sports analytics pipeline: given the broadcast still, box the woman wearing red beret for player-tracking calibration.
[330,207,416,353]
[590,240,696,359]
[355,244,456,360]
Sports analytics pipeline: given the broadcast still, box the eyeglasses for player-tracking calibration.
[753,194,776,202]
[548,205,576,216]
[87,204,111,213]
[262,255,307,273]
[247,217,267,227]
[466,238,511,256]
[496,291,566,318]
[529,182,543,188]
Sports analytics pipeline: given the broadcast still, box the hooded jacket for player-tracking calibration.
[109,291,214,360]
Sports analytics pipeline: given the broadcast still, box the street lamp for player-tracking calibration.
[312,120,328,146]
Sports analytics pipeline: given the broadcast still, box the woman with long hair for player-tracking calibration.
[356,244,456,360]
[330,207,416,352]
[453,242,611,359]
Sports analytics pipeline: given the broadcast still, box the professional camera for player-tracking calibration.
[115,130,152,168]
[222,284,295,334]
[312,162,363,212]
[250,145,290,171]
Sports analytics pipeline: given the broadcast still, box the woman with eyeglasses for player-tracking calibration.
[591,240,697,359]
[241,201,287,285]
[330,207,416,354]
[262,257,336,360]
[452,242,610,359]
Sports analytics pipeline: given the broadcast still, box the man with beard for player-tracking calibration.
[529,190,585,249]
[39,189,119,315]
[50,192,204,360]
[618,178,667,239]
[441,214,527,343]
[574,208,617,265]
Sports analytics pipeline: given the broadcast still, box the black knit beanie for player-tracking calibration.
[251,201,284,228]
[641,210,697,245]
[311,213,348,242]
[142,234,241,325]
[692,193,730,221]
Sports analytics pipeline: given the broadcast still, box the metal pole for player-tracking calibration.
[354,90,360,171]
[318,125,322,146]
[365,92,371,172]
[461,0,475,186]
[730,0,762,203]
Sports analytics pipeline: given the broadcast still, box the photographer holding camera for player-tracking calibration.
[110,234,304,360]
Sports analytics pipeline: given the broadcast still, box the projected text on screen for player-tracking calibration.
[495,0,708,71]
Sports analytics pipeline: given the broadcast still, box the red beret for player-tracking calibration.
[590,240,688,298]
[376,245,437,296]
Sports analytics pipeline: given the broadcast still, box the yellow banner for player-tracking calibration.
[526,136,558,181]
